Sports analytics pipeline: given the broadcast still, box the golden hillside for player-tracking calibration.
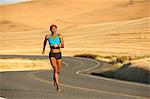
[0,0,149,56]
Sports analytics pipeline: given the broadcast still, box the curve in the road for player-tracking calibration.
[0,55,149,99]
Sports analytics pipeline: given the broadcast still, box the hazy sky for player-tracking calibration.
[0,0,31,4]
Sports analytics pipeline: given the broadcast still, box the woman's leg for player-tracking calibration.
[50,57,60,91]
[57,59,62,74]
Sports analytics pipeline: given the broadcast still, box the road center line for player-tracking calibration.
[28,70,146,99]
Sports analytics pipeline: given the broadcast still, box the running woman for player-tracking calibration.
[42,24,64,92]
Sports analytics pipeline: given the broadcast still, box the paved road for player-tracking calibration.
[0,55,149,99]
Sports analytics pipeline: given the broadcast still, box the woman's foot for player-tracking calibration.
[54,80,61,92]
[57,88,61,92]
[56,85,61,92]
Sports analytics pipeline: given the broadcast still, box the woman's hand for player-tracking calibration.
[42,50,45,54]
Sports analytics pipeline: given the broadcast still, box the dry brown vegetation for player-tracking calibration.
[0,0,149,56]
[0,58,52,72]
[0,0,150,72]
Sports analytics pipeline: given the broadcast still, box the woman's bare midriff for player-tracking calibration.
[51,49,61,53]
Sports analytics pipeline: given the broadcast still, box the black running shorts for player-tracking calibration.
[49,51,62,60]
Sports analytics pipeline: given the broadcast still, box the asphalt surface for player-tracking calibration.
[0,55,149,99]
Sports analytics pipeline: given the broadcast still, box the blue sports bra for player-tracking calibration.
[48,34,60,46]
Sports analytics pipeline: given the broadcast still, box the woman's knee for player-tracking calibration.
[53,67,58,73]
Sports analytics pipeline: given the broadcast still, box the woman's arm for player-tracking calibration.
[42,35,49,54]
[58,34,64,48]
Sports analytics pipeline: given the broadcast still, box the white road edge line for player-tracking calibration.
[28,71,146,99]
[27,57,148,99]
[62,61,69,67]
[63,57,84,68]
[75,57,149,88]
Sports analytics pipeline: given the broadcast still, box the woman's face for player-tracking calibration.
[51,26,57,33]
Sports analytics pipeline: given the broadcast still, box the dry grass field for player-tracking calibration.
[0,0,150,72]
[0,58,52,72]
